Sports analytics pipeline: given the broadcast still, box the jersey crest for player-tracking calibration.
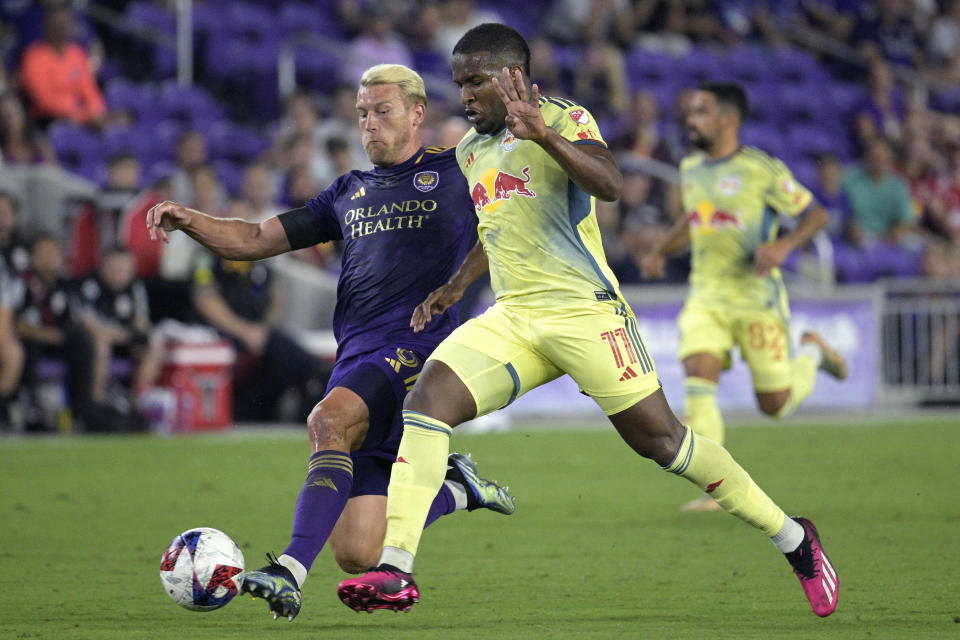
[413,170,439,192]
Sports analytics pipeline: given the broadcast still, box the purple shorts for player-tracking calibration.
[326,344,429,495]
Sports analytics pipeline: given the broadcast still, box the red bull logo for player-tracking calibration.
[471,166,537,213]
[687,200,742,232]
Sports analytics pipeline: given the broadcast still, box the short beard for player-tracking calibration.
[689,134,710,150]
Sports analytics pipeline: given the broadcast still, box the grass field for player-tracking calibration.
[2,416,958,640]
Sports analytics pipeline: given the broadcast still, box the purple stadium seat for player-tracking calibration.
[777,83,825,122]
[278,2,345,40]
[104,78,157,123]
[787,124,838,158]
[126,1,175,33]
[213,160,244,197]
[153,119,187,164]
[740,122,785,158]
[726,46,774,84]
[207,121,267,164]
[158,81,223,124]
[771,47,824,84]
[48,122,104,179]
[825,82,867,116]
[225,2,274,40]
[626,48,676,88]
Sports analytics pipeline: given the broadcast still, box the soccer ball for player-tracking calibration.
[159,527,245,611]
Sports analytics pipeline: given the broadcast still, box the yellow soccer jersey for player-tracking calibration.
[679,146,814,307]
[456,97,621,307]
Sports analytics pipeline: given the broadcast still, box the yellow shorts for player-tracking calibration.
[430,299,661,416]
[677,297,792,392]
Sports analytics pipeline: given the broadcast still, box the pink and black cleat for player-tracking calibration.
[337,564,420,613]
[786,516,839,617]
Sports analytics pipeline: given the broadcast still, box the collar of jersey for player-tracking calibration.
[372,147,425,175]
[702,145,744,166]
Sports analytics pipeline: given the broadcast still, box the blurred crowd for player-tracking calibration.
[2,0,960,431]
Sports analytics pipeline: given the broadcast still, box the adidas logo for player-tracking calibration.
[350,186,366,200]
[619,366,638,381]
[309,477,338,491]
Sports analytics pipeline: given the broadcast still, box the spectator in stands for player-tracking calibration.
[0,92,57,165]
[811,153,852,241]
[436,116,470,148]
[835,137,925,281]
[315,86,370,176]
[75,245,163,409]
[99,152,142,242]
[240,162,283,221]
[122,176,174,279]
[925,0,960,81]
[0,192,30,277]
[18,3,106,128]
[0,256,25,430]
[788,0,858,44]
[14,235,103,430]
[342,13,413,85]
[543,0,632,115]
[433,0,503,60]
[852,59,904,156]
[852,0,921,68]
[170,130,211,206]
[924,144,960,246]
[631,0,693,54]
[191,225,318,422]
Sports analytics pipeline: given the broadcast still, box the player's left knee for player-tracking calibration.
[756,391,790,418]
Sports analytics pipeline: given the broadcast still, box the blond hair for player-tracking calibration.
[359,64,427,107]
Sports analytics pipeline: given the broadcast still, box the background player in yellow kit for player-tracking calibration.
[338,24,838,618]
[641,83,849,512]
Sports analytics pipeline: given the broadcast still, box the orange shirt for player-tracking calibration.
[19,41,106,124]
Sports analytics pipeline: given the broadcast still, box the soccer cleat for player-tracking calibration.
[446,452,516,514]
[241,553,302,621]
[785,517,839,617]
[681,494,722,513]
[337,564,419,613]
[801,331,848,380]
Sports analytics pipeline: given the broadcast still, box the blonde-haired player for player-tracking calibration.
[147,63,515,622]
[641,82,848,512]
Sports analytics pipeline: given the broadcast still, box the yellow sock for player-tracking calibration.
[684,376,725,445]
[382,410,453,556]
[775,351,819,419]
[664,425,786,536]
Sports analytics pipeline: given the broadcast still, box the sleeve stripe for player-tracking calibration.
[545,97,568,109]
[573,139,607,149]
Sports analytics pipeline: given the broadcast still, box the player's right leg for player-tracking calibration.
[680,352,726,512]
[243,384,369,620]
[608,391,838,616]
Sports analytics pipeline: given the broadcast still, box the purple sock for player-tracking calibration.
[423,482,457,528]
[282,450,354,572]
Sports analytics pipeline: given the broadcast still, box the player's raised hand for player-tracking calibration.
[146,200,192,244]
[754,239,791,276]
[491,67,547,142]
[410,284,463,333]
[640,252,666,280]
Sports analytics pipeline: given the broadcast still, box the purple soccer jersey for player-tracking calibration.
[291,146,477,361]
